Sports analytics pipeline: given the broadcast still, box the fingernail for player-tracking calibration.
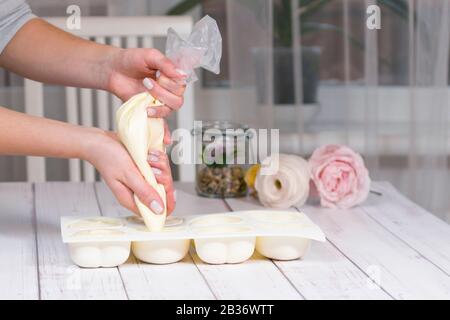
[152,167,162,175]
[143,77,153,90]
[173,190,177,202]
[156,70,161,79]
[148,155,158,162]
[150,200,163,215]
[176,78,187,85]
[176,68,187,76]
[149,150,160,156]
[147,108,157,116]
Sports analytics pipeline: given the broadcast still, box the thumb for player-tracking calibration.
[124,171,165,215]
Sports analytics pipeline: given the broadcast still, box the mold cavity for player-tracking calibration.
[72,229,126,237]
[126,215,184,227]
[258,222,307,231]
[126,215,143,224]
[193,225,252,235]
[190,214,243,227]
[248,211,303,224]
[68,217,123,229]
[132,225,186,233]
[165,216,184,227]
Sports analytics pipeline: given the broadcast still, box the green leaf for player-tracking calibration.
[166,0,202,15]
[378,0,409,19]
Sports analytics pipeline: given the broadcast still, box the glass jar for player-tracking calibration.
[192,121,253,198]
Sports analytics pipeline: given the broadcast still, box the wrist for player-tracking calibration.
[101,46,124,92]
[78,127,109,163]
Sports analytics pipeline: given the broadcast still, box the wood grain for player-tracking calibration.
[174,183,302,299]
[34,183,127,299]
[94,182,214,300]
[362,182,450,275]
[225,196,390,300]
[297,201,450,299]
[0,183,38,299]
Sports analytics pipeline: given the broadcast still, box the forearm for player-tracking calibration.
[0,18,120,90]
[0,106,101,160]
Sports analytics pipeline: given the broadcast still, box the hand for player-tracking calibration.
[106,48,187,118]
[83,128,175,215]
[147,149,176,213]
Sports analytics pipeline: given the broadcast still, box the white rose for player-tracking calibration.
[254,154,310,209]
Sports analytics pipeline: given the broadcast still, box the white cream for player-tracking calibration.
[116,92,167,232]
[67,217,124,230]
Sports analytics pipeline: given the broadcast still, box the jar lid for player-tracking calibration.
[191,121,253,138]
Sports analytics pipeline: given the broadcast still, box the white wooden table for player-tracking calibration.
[0,181,449,300]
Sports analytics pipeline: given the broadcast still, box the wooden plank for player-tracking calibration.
[0,183,39,299]
[296,201,450,299]
[95,36,110,132]
[24,79,46,182]
[142,36,153,49]
[110,36,122,132]
[125,36,138,49]
[175,183,302,299]
[34,182,127,299]
[176,84,196,182]
[80,89,96,182]
[94,182,214,300]
[65,87,81,182]
[45,16,193,38]
[362,182,450,275]
[225,196,390,300]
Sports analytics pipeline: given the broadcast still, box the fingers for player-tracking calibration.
[157,72,186,96]
[123,168,165,215]
[148,150,176,214]
[147,105,172,118]
[143,77,184,111]
[166,188,176,215]
[109,180,139,215]
[163,120,172,145]
[144,48,186,80]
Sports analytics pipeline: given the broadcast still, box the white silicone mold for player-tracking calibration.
[194,226,256,264]
[68,229,130,268]
[131,226,190,264]
[61,210,325,268]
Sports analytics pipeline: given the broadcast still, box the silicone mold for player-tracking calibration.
[67,217,124,230]
[68,229,130,268]
[132,226,190,264]
[61,210,325,267]
[256,236,311,260]
[194,226,256,264]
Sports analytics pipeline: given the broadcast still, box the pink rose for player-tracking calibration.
[309,145,370,209]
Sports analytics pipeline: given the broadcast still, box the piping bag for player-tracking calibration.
[116,15,222,232]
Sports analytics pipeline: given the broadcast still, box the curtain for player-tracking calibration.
[225,0,450,222]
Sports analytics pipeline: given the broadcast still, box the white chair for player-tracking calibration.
[24,16,195,182]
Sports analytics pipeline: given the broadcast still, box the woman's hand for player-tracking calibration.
[106,48,187,118]
[83,128,175,215]
[147,149,176,213]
